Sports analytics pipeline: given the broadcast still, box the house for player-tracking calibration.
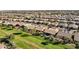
[24,23,35,29]
[74,32,79,42]
[44,27,59,35]
[56,29,72,40]
[68,24,78,30]
[35,25,47,31]
[73,17,79,22]
[58,22,68,28]
[0,43,6,49]
[69,30,77,34]
[0,20,2,24]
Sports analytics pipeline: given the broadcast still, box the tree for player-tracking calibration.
[51,38,60,44]
[75,42,79,49]
[61,37,71,44]
[20,25,28,32]
[6,34,15,40]
[44,36,50,40]
[20,25,25,31]
[71,35,75,43]
[30,28,37,35]
[7,24,14,30]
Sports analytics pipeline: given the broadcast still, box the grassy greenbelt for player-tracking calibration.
[0,25,75,49]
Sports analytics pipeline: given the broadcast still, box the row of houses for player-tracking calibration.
[0,11,79,43]
[1,19,79,43]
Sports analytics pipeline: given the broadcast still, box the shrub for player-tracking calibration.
[51,38,62,45]
[32,32,40,36]
[21,33,29,37]
[7,28,13,30]
[13,32,22,35]
[44,36,50,40]
[75,42,79,49]
[1,27,6,29]
[41,42,48,45]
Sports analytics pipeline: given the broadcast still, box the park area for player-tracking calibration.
[0,24,75,49]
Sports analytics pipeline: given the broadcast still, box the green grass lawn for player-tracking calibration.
[0,27,75,49]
